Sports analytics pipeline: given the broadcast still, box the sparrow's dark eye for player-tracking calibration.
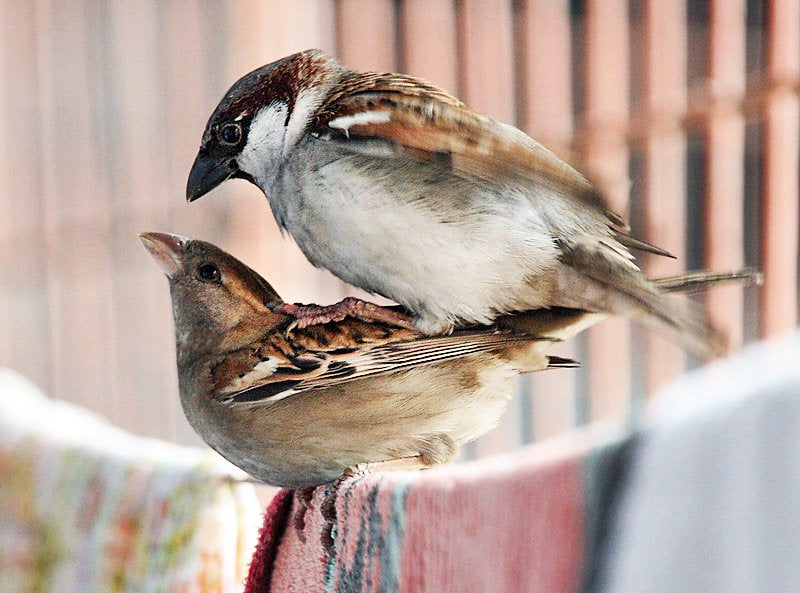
[196,263,221,283]
[218,123,242,146]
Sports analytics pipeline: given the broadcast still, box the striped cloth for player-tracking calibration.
[244,424,633,593]
[0,369,262,593]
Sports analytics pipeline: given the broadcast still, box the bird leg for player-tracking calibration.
[274,297,416,331]
[319,455,430,556]
[319,485,338,556]
[292,487,317,542]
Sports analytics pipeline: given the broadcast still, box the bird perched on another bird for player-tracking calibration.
[140,232,759,488]
[187,49,721,358]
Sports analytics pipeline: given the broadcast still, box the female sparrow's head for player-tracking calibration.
[139,232,286,359]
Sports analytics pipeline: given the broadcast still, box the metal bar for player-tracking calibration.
[336,0,397,72]
[705,0,747,350]
[761,0,799,335]
[641,0,688,393]
[582,0,632,419]
[0,1,52,389]
[100,0,168,437]
[517,0,577,439]
[570,76,800,154]
[399,0,459,93]
[457,0,516,123]
[34,0,118,418]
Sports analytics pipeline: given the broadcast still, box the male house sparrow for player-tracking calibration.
[141,232,758,488]
[187,49,720,357]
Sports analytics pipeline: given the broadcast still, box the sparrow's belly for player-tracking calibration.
[278,158,561,331]
[195,356,517,488]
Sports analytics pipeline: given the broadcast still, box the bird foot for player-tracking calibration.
[292,487,317,542]
[319,456,428,557]
[320,484,339,557]
[320,463,371,555]
[275,298,416,332]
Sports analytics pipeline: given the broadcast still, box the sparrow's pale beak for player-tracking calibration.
[139,232,189,278]
[186,153,238,202]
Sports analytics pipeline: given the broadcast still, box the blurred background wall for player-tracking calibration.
[0,0,796,454]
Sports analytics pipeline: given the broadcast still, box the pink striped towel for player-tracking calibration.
[244,424,631,593]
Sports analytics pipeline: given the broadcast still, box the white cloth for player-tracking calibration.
[599,330,800,593]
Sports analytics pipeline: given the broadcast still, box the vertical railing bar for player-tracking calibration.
[705,0,747,351]
[582,0,632,422]
[519,0,579,441]
[641,0,688,396]
[761,0,800,335]
[85,0,121,426]
[511,0,531,444]
[34,0,64,400]
[399,0,459,93]
[0,2,52,389]
[458,0,518,456]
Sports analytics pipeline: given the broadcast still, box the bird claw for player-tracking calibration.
[320,484,338,556]
[283,319,299,337]
[317,465,372,557]
[340,463,370,480]
[292,487,316,543]
[275,298,416,333]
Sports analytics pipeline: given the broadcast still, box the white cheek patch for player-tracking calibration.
[329,110,391,137]
[237,102,289,178]
[284,87,325,154]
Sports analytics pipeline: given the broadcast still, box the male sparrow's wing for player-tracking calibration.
[310,72,642,240]
[216,326,547,405]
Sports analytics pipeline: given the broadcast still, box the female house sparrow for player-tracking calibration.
[141,232,758,487]
[187,49,720,357]
[140,232,576,488]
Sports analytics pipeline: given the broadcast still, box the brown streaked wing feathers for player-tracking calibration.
[224,328,547,404]
[312,72,629,231]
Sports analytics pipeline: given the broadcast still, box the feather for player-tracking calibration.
[555,240,726,358]
[614,232,676,259]
[222,329,547,405]
[653,268,763,293]
[310,76,629,232]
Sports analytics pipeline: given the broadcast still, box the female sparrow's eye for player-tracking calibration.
[196,263,221,283]
[219,123,242,146]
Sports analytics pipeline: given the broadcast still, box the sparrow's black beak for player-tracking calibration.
[139,232,188,278]
[186,153,238,202]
